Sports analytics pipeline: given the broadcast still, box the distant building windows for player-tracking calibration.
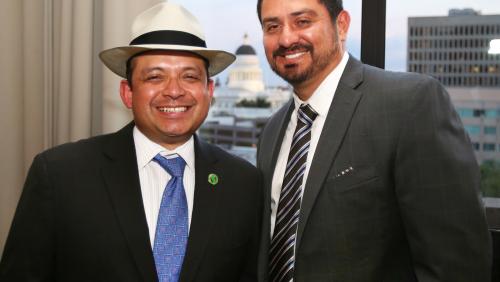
[408,15,500,88]
[485,109,499,118]
[485,126,497,135]
[483,143,496,151]
[457,108,474,117]
[473,109,486,117]
[457,108,500,119]
[465,125,481,135]
[472,142,480,151]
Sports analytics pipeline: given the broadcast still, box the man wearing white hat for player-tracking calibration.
[0,2,262,282]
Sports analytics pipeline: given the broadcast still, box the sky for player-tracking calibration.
[176,0,500,87]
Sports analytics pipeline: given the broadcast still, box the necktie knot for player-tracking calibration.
[298,104,318,125]
[153,154,186,178]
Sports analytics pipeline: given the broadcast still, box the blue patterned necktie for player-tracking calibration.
[152,154,188,282]
[269,104,318,282]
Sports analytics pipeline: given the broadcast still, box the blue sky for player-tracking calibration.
[177,0,500,86]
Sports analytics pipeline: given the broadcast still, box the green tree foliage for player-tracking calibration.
[235,97,271,108]
[480,160,500,197]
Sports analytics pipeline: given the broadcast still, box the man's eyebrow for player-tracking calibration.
[290,8,318,17]
[262,8,318,24]
[141,67,164,73]
[262,16,280,24]
[182,65,203,72]
[140,65,203,74]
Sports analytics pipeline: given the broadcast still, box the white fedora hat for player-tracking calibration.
[99,1,236,78]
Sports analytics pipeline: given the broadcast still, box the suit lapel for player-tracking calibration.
[257,100,294,276]
[179,136,221,282]
[296,58,365,249]
[261,99,295,179]
[101,123,158,282]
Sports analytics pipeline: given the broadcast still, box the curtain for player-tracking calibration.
[0,0,161,256]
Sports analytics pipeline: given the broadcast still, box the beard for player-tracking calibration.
[269,42,338,85]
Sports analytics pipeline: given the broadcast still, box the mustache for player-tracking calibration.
[272,44,312,57]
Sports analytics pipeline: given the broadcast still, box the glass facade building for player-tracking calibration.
[408,9,500,87]
[408,9,500,163]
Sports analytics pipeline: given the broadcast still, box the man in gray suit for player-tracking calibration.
[256,0,492,281]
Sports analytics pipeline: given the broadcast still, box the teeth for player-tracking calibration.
[158,107,187,113]
[285,52,306,59]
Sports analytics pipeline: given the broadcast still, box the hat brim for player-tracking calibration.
[99,44,236,78]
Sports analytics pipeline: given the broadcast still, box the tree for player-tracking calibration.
[235,97,271,108]
[480,160,500,197]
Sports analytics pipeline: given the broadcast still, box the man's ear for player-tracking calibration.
[207,78,215,99]
[336,10,351,43]
[119,80,133,109]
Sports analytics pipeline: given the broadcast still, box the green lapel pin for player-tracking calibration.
[208,173,218,186]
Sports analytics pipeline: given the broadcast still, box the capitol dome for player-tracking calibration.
[236,44,256,55]
[210,33,291,119]
[226,34,265,93]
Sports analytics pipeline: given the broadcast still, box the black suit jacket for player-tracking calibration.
[257,57,492,281]
[0,122,263,282]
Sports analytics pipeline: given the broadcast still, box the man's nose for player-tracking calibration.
[161,78,185,98]
[278,25,299,48]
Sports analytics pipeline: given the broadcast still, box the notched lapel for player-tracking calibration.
[296,58,365,249]
[101,124,158,282]
[261,100,294,177]
[180,137,221,282]
[256,100,294,278]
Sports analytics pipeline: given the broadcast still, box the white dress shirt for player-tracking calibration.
[133,127,196,246]
[270,52,350,236]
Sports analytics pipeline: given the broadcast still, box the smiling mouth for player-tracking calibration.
[274,44,311,60]
[284,52,307,59]
[157,106,188,113]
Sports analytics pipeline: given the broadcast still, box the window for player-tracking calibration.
[474,109,485,117]
[472,142,480,150]
[485,126,497,135]
[484,143,496,151]
[457,108,474,118]
[465,125,481,135]
[485,109,499,118]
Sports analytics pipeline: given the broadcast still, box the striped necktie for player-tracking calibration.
[152,154,188,282]
[269,104,318,282]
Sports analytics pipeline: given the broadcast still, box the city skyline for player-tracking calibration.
[178,0,500,86]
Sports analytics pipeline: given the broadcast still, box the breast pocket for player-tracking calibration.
[327,165,379,193]
[325,165,392,223]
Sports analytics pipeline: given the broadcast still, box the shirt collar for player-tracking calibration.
[133,126,195,171]
[293,51,350,115]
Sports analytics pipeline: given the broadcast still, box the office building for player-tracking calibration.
[408,9,500,87]
[408,9,500,163]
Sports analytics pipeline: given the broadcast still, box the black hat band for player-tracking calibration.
[130,30,206,48]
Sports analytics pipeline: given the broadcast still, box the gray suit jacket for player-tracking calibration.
[257,57,492,281]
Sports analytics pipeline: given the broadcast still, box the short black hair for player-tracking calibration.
[125,50,210,88]
[256,0,343,24]
[125,55,135,88]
